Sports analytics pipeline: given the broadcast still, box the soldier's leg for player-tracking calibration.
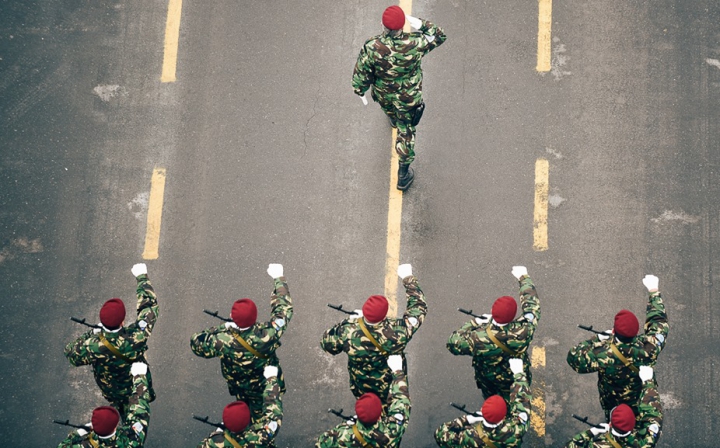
[394,117,416,191]
[598,380,619,421]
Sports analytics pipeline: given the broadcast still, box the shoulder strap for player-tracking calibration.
[98,334,134,363]
[357,319,388,355]
[224,430,244,448]
[352,423,371,447]
[86,434,99,448]
[473,423,498,448]
[609,342,639,373]
[603,432,623,448]
[486,328,519,357]
[230,331,269,359]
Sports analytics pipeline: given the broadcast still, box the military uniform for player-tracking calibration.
[320,276,426,400]
[447,275,540,400]
[197,376,284,448]
[567,291,668,418]
[190,277,292,420]
[64,274,158,415]
[57,373,152,448]
[434,371,532,447]
[315,369,411,447]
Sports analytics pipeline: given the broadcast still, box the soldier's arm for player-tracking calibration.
[243,376,283,443]
[315,425,352,448]
[446,321,476,356]
[384,370,411,439]
[269,276,293,337]
[320,320,349,355]
[519,275,540,325]
[135,273,159,333]
[566,338,604,373]
[63,330,94,366]
[562,430,595,448]
[57,430,85,447]
[399,275,427,340]
[124,373,152,445]
[634,381,663,446]
[352,41,375,96]
[506,372,531,442]
[643,291,668,355]
[190,325,225,358]
[416,19,447,53]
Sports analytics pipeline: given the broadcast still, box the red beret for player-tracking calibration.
[481,395,507,424]
[614,309,639,338]
[382,5,405,30]
[99,298,126,329]
[491,296,517,324]
[92,406,120,436]
[610,404,635,433]
[362,295,389,324]
[231,299,257,328]
[355,393,383,425]
[223,401,251,433]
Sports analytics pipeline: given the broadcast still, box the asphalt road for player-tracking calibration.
[1,0,719,446]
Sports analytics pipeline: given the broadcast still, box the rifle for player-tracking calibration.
[203,310,232,322]
[572,414,605,429]
[450,402,481,417]
[577,324,606,335]
[457,308,483,319]
[327,304,355,315]
[70,317,102,329]
[328,408,355,421]
[193,414,226,430]
[53,419,91,430]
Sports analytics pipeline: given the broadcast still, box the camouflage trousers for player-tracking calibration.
[96,366,156,417]
[598,377,643,420]
[475,363,532,401]
[229,374,286,422]
[348,354,409,405]
[372,91,417,166]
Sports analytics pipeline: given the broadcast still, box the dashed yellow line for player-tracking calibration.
[142,168,167,260]
[531,346,546,437]
[533,159,549,251]
[161,0,183,82]
[537,0,552,72]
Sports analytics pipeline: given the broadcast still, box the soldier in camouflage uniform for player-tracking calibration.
[434,358,531,447]
[352,6,447,191]
[65,263,158,417]
[564,366,662,447]
[567,275,668,419]
[321,263,426,402]
[196,365,284,448]
[447,266,540,400]
[57,362,152,448]
[191,264,292,421]
[315,355,410,448]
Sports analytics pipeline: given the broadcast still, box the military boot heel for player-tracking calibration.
[397,164,415,191]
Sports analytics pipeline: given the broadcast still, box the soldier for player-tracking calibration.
[196,366,283,448]
[434,358,531,447]
[564,366,662,447]
[315,355,410,448]
[191,263,292,421]
[446,266,540,400]
[352,5,447,191]
[321,263,426,401]
[567,275,668,419]
[57,362,152,448]
[65,263,158,417]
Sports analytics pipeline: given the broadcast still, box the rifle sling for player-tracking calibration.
[473,423,498,448]
[87,434,99,448]
[224,431,243,448]
[604,432,623,448]
[98,334,135,364]
[231,332,269,359]
[352,423,371,447]
[486,328,519,357]
[357,319,388,356]
[609,343,639,373]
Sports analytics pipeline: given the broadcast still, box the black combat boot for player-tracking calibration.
[397,163,415,191]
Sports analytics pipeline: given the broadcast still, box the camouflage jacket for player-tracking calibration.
[567,291,668,408]
[434,372,532,448]
[64,275,158,401]
[315,370,411,448]
[447,275,540,399]
[352,19,447,109]
[57,373,152,448]
[190,277,293,397]
[196,377,284,448]
[564,380,663,448]
[321,276,426,399]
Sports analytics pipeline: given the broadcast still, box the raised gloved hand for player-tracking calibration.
[597,330,613,341]
[397,263,413,279]
[131,362,148,376]
[474,314,491,325]
[387,355,403,372]
[639,366,654,382]
[131,263,148,277]
[511,266,528,280]
[225,321,239,330]
[264,366,279,379]
[405,15,422,30]
[466,414,483,425]
[642,275,659,292]
[590,423,610,436]
[267,263,284,278]
[509,358,523,374]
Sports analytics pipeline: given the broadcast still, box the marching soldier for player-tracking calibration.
[564,366,663,447]
[321,264,426,401]
[352,5,447,191]
[190,264,292,421]
[567,275,668,419]
[196,366,283,448]
[315,355,411,448]
[64,263,158,417]
[446,266,540,400]
[434,358,531,447]
[57,362,152,448]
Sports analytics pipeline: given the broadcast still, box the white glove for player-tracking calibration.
[267,263,283,278]
[643,275,659,292]
[92,327,102,334]
[466,414,483,425]
[511,266,528,280]
[406,15,422,30]
[639,366,654,382]
[474,314,491,325]
[387,355,403,372]
[350,309,363,320]
[77,428,88,436]
[590,423,610,436]
[131,263,147,277]
[597,330,612,341]
[264,366,279,378]
[397,264,413,279]
[360,95,368,106]
[225,322,239,330]
[509,358,523,374]
[130,362,148,376]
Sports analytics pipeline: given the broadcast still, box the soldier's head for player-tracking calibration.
[99,298,126,330]
[231,298,258,329]
[92,406,120,438]
[223,401,251,434]
[491,296,517,325]
[613,309,639,342]
[480,395,507,426]
[362,295,389,325]
[610,404,635,436]
[355,393,383,426]
[382,5,405,35]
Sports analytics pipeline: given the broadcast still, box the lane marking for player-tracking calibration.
[533,159,549,251]
[536,0,552,72]
[530,346,546,437]
[161,0,183,82]
[142,168,167,260]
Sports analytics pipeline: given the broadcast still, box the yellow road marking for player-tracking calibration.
[533,159,549,251]
[530,346,546,437]
[161,0,183,82]
[537,0,552,72]
[142,168,167,260]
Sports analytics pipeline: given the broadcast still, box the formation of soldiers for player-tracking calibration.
[55,5,670,448]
